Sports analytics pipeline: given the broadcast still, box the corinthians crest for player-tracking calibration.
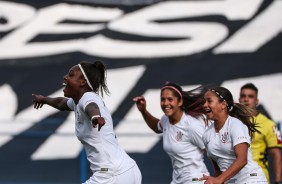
[221,132,230,143]
[175,131,184,141]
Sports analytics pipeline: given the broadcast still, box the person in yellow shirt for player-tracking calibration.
[239,83,282,184]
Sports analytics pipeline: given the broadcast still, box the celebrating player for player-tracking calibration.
[134,82,209,184]
[200,86,267,184]
[32,61,142,184]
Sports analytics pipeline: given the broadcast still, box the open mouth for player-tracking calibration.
[205,109,212,114]
[162,106,172,113]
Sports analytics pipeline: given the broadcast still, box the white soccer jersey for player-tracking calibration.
[202,116,267,183]
[67,92,135,175]
[158,113,209,184]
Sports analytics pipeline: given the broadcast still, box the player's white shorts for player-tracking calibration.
[225,167,267,184]
[82,164,142,184]
[171,177,207,184]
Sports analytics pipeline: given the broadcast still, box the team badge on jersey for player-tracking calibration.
[221,132,230,143]
[175,131,183,141]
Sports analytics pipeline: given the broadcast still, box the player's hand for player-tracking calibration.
[133,96,147,112]
[92,116,105,131]
[199,175,224,184]
[32,94,45,109]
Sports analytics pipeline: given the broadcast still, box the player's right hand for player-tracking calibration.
[32,94,45,109]
[133,96,147,112]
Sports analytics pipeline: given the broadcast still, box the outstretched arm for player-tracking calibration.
[133,96,161,133]
[32,94,71,111]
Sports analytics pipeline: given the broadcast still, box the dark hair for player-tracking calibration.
[161,82,207,118]
[161,82,183,99]
[240,83,258,95]
[209,86,259,138]
[79,60,110,97]
[183,87,207,118]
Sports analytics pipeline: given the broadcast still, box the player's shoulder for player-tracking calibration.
[184,114,205,128]
[159,114,170,126]
[202,122,214,138]
[228,116,244,127]
[255,113,276,126]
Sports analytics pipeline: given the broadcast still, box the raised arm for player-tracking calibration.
[32,94,71,111]
[133,96,161,133]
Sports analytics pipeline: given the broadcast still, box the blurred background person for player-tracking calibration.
[239,83,282,184]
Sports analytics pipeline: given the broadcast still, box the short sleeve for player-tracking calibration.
[265,121,282,148]
[67,98,75,110]
[79,92,100,111]
[189,121,206,150]
[230,119,250,147]
[157,115,167,133]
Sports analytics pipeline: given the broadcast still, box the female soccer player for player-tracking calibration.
[200,86,267,184]
[134,82,209,184]
[32,61,142,184]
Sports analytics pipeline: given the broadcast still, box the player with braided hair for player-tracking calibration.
[32,60,142,184]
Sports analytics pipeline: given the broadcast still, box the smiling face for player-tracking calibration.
[160,89,183,119]
[203,91,227,122]
[63,65,85,101]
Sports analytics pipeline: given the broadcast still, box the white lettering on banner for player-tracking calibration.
[0,2,123,59]
[83,30,227,58]
[1,0,282,59]
[85,0,262,58]
[114,89,162,153]
[0,84,18,146]
[0,84,17,119]
[108,0,261,36]
[0,88,64,148]
[214,0,282,53]
[31,113,81,160]
[0,1,36,32]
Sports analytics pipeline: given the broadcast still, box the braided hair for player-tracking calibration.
[79,60,110,97]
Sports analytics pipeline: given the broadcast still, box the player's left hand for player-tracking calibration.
[92,116,105,131]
